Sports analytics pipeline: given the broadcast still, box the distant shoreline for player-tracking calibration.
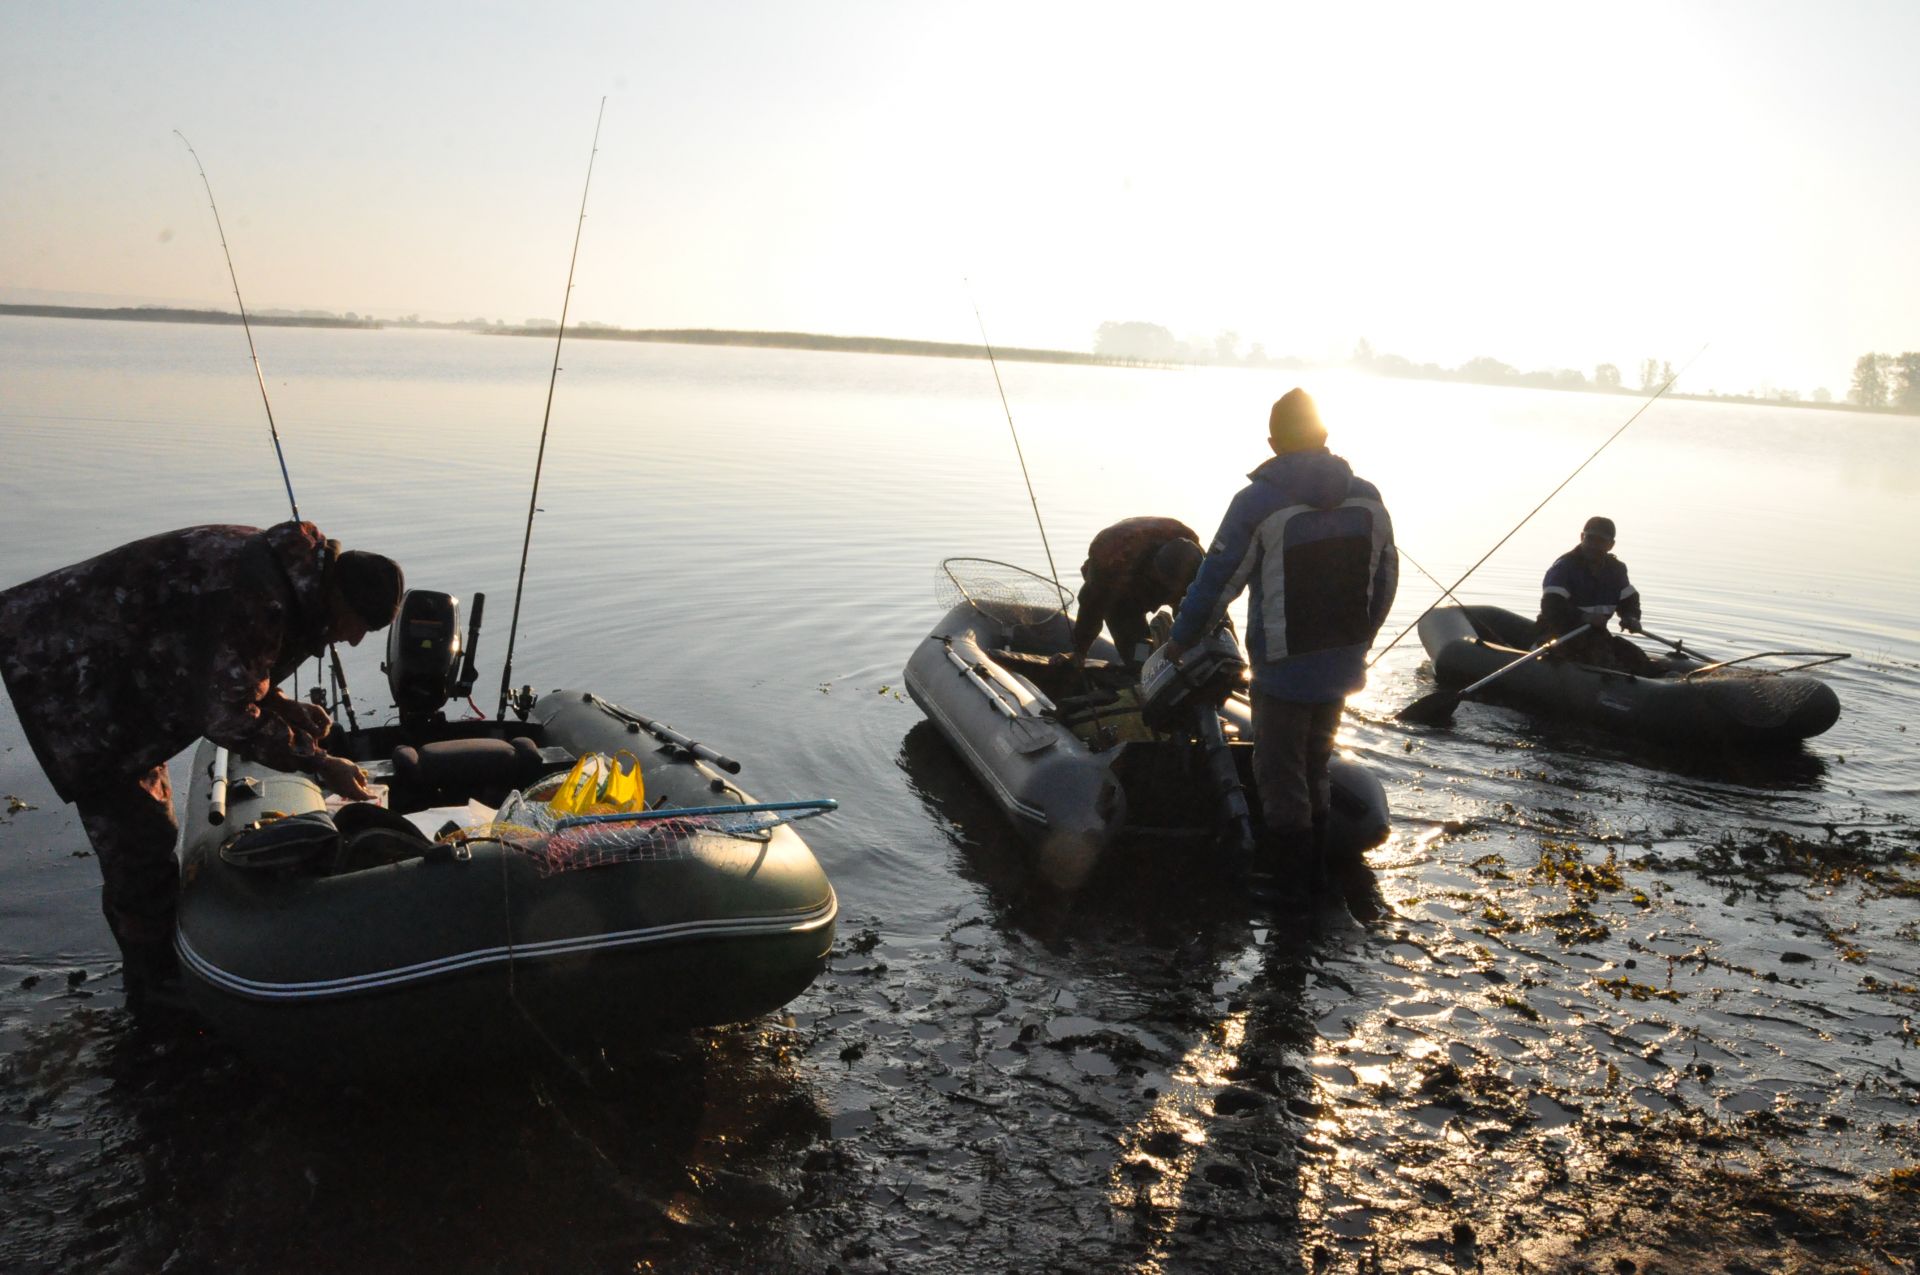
[489,324,1174,369]
[0,303,379,330]
[5,303,1913,417]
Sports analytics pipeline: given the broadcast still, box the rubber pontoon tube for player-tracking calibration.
[588,694,743,774]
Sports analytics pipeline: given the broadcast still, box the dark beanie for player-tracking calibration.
[334,550,405,627]
[1582,516,1617,540]
[1268,388,1328,452]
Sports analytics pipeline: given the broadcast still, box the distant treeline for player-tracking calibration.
[1848,353,1920,411]
[0,304,380,329]
[7,303,1910,416]
[1095,320,1920,416]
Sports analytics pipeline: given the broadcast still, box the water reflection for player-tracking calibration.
[899,719,1357,1266]
[4,322,1916,1270]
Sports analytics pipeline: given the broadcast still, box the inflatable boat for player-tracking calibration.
[176,589,837,1075]
[903,560,1390,890]
[1415,605,1843,748]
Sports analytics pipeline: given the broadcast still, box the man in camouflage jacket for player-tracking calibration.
[1067,516,1205,669]
[0,521,404,1002]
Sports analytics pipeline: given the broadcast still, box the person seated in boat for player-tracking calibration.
[1535,516,1660,675]
[0,522,405,1010]
[1162,389,1397,898]
[1064,517,1204,670]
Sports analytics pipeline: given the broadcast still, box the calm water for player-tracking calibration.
[1,317,1916,1271]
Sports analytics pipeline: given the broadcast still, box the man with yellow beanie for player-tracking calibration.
[1164,389,1397,901]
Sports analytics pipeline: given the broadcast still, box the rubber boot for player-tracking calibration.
[1251,825,1316,909]
[1322,814,1388,924]
[111,911,193,1020]
[1306,814,1331,898]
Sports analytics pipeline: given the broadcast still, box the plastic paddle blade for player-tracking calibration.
[1395,689,1461,726]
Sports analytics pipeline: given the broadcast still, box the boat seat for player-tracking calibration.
[390,736,562,805]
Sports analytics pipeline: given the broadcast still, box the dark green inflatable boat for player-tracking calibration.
[176,590,837,1075]
[1416,605,1842,748]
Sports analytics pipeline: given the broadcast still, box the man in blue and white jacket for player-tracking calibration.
[1164,389,1397,891]
[1535,515,1657,674]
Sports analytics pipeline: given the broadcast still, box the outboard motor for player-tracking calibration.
[384,590,486,724]
[1139,628,1258,860]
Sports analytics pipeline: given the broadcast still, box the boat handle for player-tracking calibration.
[208,747,230,826]
[944,645,1019,719]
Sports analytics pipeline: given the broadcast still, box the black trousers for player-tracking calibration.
[1249,693,1342,838]
[72,763,180,970]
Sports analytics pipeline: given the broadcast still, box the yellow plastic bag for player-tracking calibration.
[547,751,646,817]
[548,754,609,816]
[600,750,646,813]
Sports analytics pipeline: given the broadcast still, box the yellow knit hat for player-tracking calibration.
[1268,388,1327,452]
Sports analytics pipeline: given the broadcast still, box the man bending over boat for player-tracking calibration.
[0,522,404,1010]
[1065,517,1205,669]
[1162,389,1397,898]
[1536,516,1659,676]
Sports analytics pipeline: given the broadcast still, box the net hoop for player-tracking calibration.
[936,556,1072,626]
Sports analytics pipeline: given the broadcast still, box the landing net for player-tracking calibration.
[452,790,838,877]
[937,557,1072,627]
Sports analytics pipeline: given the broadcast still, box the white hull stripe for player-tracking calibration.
[178,894,838,1002]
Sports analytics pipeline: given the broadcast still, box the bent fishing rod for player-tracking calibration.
[967,286,1066,607]
[175,130,359,731]
[1368,344,1707,668]
[175,131,301,520]
[497,97,607,720]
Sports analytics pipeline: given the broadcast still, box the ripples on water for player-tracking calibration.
[1,318,1916,1271]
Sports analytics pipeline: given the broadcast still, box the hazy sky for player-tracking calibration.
[4,1,1916,394]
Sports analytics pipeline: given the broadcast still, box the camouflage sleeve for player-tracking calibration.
[1071,573,1114,661]
[202,604,325,774]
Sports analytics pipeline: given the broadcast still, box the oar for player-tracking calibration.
[1633,629,1710,661]
[1397,625,1590,726]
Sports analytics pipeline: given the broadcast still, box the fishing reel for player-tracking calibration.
[1138,626,1249,733]
[384,589,486,724]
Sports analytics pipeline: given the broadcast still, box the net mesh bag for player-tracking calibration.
[1691,668,1826,730]
[450,772,836,877]
[936,557,1073,627]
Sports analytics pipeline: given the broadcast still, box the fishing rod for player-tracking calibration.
[497,98,607,720]
[174,131,301,521]
[175,130,359,732]
[1398,545,1468,611]
[967,285,1066,608]
[1369,344,1707,668]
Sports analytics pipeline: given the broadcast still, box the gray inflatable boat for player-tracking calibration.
[175,589,837,1075]
[1416,605,1843,748]
[904,560,1390,890]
